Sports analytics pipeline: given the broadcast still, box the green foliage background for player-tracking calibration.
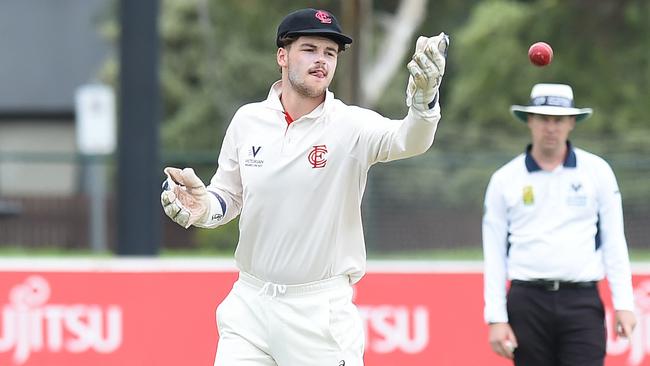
[102,0,649,251]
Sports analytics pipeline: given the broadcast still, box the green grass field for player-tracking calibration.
[2,246,650,262]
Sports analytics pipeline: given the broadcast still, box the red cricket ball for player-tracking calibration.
[528,42,553,67]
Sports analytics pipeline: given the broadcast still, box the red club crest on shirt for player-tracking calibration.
[314,10,332,24]
[308,145,328,168]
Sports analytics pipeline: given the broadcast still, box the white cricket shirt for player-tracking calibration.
[198,81,440,285]
[483,144,634,323]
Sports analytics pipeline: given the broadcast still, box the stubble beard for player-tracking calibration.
[287,66,326,98]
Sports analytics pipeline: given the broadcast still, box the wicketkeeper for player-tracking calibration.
[162,8,448,366]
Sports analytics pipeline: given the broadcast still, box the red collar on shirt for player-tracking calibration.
[283,110,294,125]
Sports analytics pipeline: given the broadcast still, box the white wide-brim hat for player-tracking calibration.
[510,83,593,122]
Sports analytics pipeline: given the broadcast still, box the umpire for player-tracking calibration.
[482,83,637,365]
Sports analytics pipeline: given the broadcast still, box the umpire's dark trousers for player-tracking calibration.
[507,280,606,366]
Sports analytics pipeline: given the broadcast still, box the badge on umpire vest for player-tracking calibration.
[522,185,534,205]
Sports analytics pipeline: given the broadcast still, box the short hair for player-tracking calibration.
[277,35,299,49]
[277,35,345,53]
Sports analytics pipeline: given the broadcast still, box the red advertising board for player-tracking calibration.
[0,259,646,366]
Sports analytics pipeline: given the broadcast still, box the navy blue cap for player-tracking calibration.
[276,9,353,48]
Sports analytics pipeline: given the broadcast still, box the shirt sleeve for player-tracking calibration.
[597,161,635,311]
[356,102,441,166]
[482,172,510,323]
[194,121,243,228]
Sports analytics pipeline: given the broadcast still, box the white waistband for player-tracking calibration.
[238,272,350,296]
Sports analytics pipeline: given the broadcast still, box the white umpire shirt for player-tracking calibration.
[196,81,440,285]
[483,143,635,323]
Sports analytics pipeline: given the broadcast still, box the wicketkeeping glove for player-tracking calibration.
[160,167,210,228]
[406,32,449,112]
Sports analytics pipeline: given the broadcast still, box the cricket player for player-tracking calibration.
[482,83,637,365]
[161,8,448,366]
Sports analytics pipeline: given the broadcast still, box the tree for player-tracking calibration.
[100,0,650,251]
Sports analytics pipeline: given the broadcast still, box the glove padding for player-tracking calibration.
[406,32,449,112]
[160,167,210,228]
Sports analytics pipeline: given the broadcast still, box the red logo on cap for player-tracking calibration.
[314,10,332,24]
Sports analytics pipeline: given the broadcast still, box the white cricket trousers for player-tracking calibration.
[213,271,365,366]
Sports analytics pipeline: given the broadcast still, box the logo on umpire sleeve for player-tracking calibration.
[571,182,582,192]
[522,185,534,206]
[338,361,345,366]
[567,181,587,206]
